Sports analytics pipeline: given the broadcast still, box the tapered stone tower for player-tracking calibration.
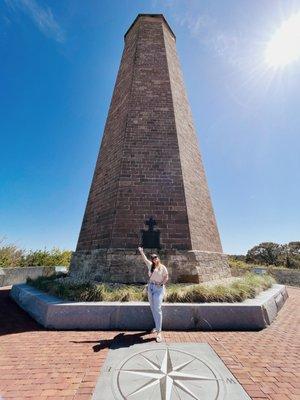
[70,14,230,283]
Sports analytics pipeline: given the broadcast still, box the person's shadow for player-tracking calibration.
[71,331,155,352]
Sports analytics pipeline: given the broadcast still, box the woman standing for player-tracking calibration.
[138,247,169,342]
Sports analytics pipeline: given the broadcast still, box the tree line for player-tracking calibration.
[231,241,300,269]
[0,237,72,268]
[1,237,299,269]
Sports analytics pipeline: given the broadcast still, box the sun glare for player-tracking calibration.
[265,12,300,68]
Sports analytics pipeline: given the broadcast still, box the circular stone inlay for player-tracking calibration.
[111,347,226,400]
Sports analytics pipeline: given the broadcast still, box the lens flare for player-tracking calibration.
[265,12,300,68]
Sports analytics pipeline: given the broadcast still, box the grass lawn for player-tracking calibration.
[27,272,275,303]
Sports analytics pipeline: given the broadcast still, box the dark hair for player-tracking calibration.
[150,262,155,274]
[150,254,158,274]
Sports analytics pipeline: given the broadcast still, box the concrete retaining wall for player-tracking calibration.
[10,283,288,331]
[268,268,300,287]
[0,266,67,287]
[231,266,300,287]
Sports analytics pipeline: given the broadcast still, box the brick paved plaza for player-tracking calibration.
[0,285,299,400]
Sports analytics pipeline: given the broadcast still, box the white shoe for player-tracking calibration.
[156,332,162,343]
[151,328,157,333]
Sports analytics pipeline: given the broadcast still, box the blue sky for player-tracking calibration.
[0,0,299,254]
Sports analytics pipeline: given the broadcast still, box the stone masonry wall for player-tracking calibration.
[110,16,191,250]
[76,21,140,251]
[163,24,223,253]
[71,249,230,284]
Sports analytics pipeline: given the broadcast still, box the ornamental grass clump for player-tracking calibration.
[102,284,147,302]
[27,272,274,303]
[27,274,105,301]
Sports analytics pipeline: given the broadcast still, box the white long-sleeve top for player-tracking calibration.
[140,252,168,283]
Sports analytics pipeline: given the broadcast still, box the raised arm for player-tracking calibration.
[138,247,152,268]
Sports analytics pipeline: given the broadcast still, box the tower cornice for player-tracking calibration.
[124,14,176,40]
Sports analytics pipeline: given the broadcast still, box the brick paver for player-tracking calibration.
[0,286,299,400]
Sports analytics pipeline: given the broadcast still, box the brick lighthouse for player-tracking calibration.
[70,14,230,283]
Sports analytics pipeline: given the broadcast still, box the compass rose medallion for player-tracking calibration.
[112,347,224,400]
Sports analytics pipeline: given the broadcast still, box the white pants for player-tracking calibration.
[147,282,165,332]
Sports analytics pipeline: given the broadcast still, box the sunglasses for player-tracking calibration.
[151,256,158,260]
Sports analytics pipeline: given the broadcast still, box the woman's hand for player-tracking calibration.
[138,247,151,268]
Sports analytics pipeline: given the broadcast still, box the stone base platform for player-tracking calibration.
[70,249,231,283]
[10,283,288,331]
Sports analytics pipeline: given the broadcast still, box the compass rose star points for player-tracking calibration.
[119,348,219,400]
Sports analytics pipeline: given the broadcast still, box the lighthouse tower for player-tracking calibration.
[70,14,230,283]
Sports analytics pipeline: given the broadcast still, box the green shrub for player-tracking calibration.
[228,257,253,270]
[0,242,24,267]
[244,241,300,269]
[0,237,72,268]
[20,247,72,267]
